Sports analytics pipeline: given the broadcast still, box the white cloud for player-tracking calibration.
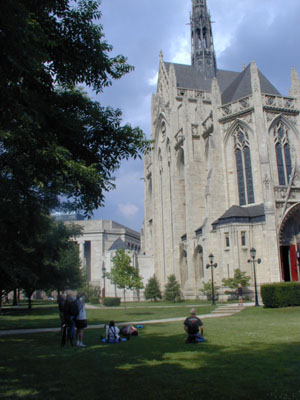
[171,35,190,65]
[148,72,158,86]
[118,203,139,218]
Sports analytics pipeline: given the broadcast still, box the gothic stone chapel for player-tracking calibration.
[141,0,300,298]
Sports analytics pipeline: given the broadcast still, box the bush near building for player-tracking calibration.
[103,297,121,307]
[261,282,300,308]
[164,274,182,302]
[144,275,162,301]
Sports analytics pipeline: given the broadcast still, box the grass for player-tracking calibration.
[0,301,215,330]
[1,306,300,399]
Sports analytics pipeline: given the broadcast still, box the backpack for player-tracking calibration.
[69,299,79,318]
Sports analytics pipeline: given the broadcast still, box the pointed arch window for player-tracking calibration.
[274,121,292,185]
[234,126,255,206]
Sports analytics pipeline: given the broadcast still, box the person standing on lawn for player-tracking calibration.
[184,308,204,343]
[75,293,88,347]
[237,283,243,306]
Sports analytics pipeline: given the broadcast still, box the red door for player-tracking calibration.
[289,245,299,281]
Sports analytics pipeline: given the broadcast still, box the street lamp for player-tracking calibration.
[206,253,218,305]
[296,250,300,281]
[248,247,261,307]
[102,262,106,300]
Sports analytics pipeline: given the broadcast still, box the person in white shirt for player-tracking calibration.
[106,320,120,342]
[75,293,88,347]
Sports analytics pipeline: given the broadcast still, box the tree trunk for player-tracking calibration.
[123,289,126,308]
[27,290,34,310]
[13,288,18,306]
[0,291,2,315]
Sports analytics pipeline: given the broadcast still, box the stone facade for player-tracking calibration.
[57,216,145,300]
[141,0,300,299]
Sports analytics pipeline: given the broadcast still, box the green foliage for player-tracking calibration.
[144,275,162,301]
[200,280,220,297]
[164,274,182,302]
[89,297,100,305]
[222,269,251,289]
[107,249,143,302]
[103,297,121,307]
[261,282,300,308]
[0,0,150,296]
[9,216,83,309]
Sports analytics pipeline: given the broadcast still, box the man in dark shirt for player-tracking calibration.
[184,308,204,343]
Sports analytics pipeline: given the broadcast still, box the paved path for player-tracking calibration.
[0,303,254,337]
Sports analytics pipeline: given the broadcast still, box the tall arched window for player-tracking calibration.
[274,120,292,185]
[234,126,255,206]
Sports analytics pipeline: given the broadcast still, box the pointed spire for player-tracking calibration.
[289,67,300,97]
[190,0,216,78]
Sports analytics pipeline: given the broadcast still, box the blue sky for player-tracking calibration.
[91,0,300,231]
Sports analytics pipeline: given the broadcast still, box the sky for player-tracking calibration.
[91,0,300,232]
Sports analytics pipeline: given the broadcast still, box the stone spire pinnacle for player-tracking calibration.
[190,0,217,78]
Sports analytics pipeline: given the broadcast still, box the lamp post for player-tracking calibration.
[248,247,261,307]
[296,250,300,281]
[102,262,106,300]
[206,253,218,306]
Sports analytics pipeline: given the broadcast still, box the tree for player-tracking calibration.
[0,0,149,292]
[18,217,83,310]
[107,249,143,303]
[144,275,162,301]
[50,241,84,295]
[222,269,251,290]
[164,274,182,303]
[200,280,220,299]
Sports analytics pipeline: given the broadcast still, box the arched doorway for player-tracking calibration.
[279,203,300,281]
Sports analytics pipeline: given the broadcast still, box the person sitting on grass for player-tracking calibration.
[106,320,120,343]
[120,325,138,340]
[184,308,204,344]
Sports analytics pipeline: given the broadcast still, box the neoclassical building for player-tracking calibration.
[54,213,146,300]
[141,0,300,298]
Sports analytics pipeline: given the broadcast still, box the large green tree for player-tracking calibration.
[19,217,83,309]
[0,0,149,292]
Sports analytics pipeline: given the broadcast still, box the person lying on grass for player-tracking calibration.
[120,325,138,340]
[184,308,204,343]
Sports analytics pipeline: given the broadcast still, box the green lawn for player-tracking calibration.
[0,302,215,330]
[1,306,300,400]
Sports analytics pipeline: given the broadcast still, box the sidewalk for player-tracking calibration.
[0,303,254,337]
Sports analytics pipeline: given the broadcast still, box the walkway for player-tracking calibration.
[0,303,254,337]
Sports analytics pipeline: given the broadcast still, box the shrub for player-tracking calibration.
[261,282,300,308]
[164,274,182,302]
[89,297,100,305]
[200,280,220,298]
[144,275,162,301]
[103,297,121,307]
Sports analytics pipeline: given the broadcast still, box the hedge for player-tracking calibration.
[89,297,100,305]
[103,297,121,307]
[261,282,300,308]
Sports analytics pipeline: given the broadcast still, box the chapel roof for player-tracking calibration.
[212,203,266,229]
[163,62,280,105]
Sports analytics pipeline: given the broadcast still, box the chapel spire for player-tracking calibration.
[191,0,217,78]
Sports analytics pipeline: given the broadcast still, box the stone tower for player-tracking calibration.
[141,0,300,299]
[191,0,216,78]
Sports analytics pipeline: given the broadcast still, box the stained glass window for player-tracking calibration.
[274,121,292,185]
[234,126,255,206]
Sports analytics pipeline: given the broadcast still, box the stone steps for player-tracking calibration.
[211,305,244,315]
